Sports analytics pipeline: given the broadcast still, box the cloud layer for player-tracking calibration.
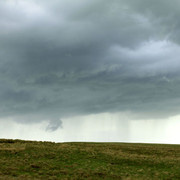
[1,0,180,129]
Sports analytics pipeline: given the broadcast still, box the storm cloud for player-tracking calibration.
[1,0,180,130]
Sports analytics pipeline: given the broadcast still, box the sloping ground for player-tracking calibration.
[0,139,179,179]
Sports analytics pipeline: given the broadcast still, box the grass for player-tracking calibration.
[0,139,179,179]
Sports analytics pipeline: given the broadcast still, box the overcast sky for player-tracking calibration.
[0,0,180,143]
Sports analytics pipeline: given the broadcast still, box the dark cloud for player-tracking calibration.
[0,0,180,128]
[46,118,62,132]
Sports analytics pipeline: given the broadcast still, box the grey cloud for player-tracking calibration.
[0,0,180,126]
[123,0,180,43]
[46,118,62,132]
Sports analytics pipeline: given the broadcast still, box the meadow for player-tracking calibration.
[0,139,179,179]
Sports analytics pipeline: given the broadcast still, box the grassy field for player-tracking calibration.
[0,139,179,179]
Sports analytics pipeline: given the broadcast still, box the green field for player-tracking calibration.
[0,139,179,179]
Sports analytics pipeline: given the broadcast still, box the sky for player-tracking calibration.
[0,0,180,144]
